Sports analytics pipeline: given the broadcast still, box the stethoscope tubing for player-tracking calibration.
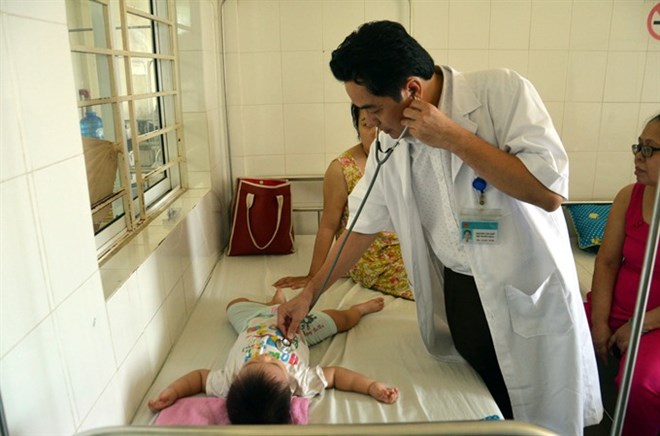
[314,127,408,305]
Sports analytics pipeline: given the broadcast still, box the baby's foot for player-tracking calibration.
[351,297,385,315]
[270,287,287,305]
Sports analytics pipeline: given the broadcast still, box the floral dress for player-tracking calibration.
[337,150,413,300]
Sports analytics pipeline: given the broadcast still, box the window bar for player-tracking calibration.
[102,3,134,235]
[168,0,188,189]
[119,0,148,221]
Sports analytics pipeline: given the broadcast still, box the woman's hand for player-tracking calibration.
[609,321,633,355]
[368,382,400,404]
[591,321,613,363]
[272,275,312,290]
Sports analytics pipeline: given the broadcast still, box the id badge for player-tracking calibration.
[459,209,502,244]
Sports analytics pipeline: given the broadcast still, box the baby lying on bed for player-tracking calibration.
[148,289,399,424]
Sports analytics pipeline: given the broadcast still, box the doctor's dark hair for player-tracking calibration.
[351,104,360,137]
[226,370,292,424]
[330,20,435,101]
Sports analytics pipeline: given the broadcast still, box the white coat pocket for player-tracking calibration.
[504,271,572,338]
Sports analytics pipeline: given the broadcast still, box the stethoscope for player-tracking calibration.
[315,125,410,301]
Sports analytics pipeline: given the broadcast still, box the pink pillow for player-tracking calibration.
[154,396,310,425]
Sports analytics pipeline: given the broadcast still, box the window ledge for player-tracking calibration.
[99,188,210,299]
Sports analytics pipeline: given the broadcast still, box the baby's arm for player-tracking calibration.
[148,369,210,412]
[322,367,399,404]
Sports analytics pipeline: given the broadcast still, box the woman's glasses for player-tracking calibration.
[631,143,660,158]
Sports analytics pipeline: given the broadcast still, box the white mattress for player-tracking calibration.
[132,235,502,426]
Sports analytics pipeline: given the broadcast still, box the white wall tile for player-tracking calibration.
[411,0,450,51]
[489,50,529,76]
[283,103,325,154]
[0,177,51,358]
[530,0,572,49]
[176,0,204,53]
[323,50,350,103]
[322,0,366,51]
[32,156,98,307]
[447,50,490,73]
[180,51,207,112]
[325,102,360,157]
[77,373,127,431]
[489,1,531,50]
[157,228,185,296]
[569,1,613,50]
[364,0,410,24]
[183,113,211,172]
[235,0,281,52]
[640,51,660,102]
[228,104,285,157]
[164,279,187,343]
[603,51,647,102]
[0,318,76,435]
[567,151,598,200]
[609,1,650,51]
[54,272,115,423]
[565,51,608,102]
[282,51,325,103]
[0,0,67,23]
[244,155,286,176]
[280,0,323,51]
[114,335,153,418]
[4,16,82,172]
[562,102,603,152]
[106,274,143,365]
[226,52,283,105]
[136,253,167,329]
[592,151,634,200]
[448,1,491,49]
[528,51,569,102]
[144,303,173,378]
[0,26,26,183]
[286,154,326,175]
[599,103,641,152]
[202,47,220,112]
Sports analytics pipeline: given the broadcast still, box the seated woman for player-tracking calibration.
[274,105,412,300]
[584,113,660,436]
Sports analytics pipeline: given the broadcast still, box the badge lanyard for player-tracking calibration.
[460,176,501,244]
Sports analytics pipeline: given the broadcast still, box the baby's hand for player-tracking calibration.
[368,382,399,404]
[148,387,178,412]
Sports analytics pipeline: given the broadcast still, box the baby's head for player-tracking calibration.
[226,354,292,424]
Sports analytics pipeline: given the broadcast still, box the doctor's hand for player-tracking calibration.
[402,99,463,150]
[277,289,314,340]
[272,274,312,290]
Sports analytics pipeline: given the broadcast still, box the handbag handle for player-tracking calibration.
[245,193,284,250]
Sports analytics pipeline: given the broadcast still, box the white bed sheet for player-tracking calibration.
[132,235,502,426]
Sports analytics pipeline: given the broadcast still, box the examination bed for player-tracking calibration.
[130,235,504,427]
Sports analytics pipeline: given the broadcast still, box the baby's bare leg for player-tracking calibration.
[226,288,286,310]
[322,297,384,332]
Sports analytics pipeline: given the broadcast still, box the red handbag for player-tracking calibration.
[227,178,295,255]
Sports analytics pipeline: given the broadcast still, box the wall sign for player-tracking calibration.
[648,2,660,41]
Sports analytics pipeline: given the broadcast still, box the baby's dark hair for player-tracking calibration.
[226,369,292,424]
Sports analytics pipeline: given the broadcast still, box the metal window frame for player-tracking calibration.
[67,0,187,261]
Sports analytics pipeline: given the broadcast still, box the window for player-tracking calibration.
[65,0,185,260]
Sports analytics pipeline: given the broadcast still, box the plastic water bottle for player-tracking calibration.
[80,108,104,139]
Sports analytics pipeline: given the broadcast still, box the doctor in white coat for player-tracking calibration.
[277,21,602,435]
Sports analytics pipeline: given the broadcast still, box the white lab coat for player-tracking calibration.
[349,67,602,435]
